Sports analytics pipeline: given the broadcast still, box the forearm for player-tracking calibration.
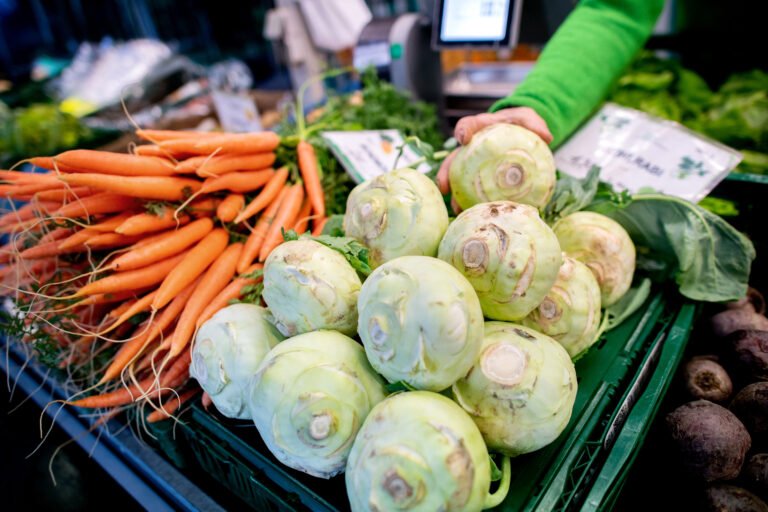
[492,0,665,147]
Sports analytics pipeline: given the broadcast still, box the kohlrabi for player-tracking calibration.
[357,256,484,391]
[449,124,556,210]
[189,304,284,419]
[452,322,578,457]
[343,168,449,268]
[248,330,386,479]
[438,201,562,321]
[552,211,636,306]
[345,391,511,512]
[262,239,361,337]
[523,256,602,358]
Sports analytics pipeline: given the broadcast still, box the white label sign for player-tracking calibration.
[211,90,262,133]
[555,103,742,202]
[321,130,431,183]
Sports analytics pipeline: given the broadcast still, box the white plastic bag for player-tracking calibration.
[298,0,372,52]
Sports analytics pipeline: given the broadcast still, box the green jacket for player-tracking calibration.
[492,0,666,147]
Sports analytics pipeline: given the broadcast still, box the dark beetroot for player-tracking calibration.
[702,484,768,512]
[684,357,733,402]
[727,330,768,382]
[711,309,768,338]
[730,382,768,449]
[743,454,768,501]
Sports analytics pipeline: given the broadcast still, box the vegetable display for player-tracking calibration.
[343,167,449,268]
[249,330,386,479]
[449,123,556,210]
[345,391,510,512]
[452,322,577,456]
[190,304,284,419]
[262,239,362,336]
[438,201,562,321]
[357,256,484,391]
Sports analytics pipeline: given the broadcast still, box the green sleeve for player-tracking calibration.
[491,0,665,147]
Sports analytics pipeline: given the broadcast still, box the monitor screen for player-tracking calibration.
[433,0,521,48]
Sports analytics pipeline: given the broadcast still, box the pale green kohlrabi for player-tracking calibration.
[449,123,556,210]
[452,322,577,457]
[262,239,361,337]
[346,391,511,512]
[189,304,284,419]
[438,201,562,321]
[552,211,636,307]
[523,255,602,358]
[248,330,386,479]
[357,256,484,391]
[343,167,449,268]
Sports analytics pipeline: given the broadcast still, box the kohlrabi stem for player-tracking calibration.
[296,66,356,140]
[484,455,511,509]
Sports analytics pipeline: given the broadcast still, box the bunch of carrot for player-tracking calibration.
[0,127,328,422]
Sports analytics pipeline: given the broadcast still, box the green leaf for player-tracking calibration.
[384,381,417,394]
[321,214,345,237]
[604,278,652,332]
[698,197,740,217]
[588,194,755,302]
[280,230,372,277]
[543,166,601,223]
[489,454,503,482]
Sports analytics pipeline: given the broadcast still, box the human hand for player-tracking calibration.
[437,107,553,200]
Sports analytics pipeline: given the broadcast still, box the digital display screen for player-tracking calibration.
[440,0,512,43]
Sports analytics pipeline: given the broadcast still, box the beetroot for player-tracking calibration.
[684,357,733,403]
[666,400,751,482]
[702,484,768,512]
[711,309,768,338]
[727,330,768,382]
[726,288,766,315]
[730,382,768,448]
[744,454,768,501]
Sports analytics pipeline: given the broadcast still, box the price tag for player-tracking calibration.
[555,103,742,202]
[321,130,431,183]
[211,90,262,133]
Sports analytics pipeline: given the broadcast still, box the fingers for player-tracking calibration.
[437,148,458,195]
[454,107,553,145]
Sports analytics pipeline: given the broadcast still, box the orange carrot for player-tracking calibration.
[178,153,277,177]
[147,388,200,422]
[18,240,83,260]
[107,298,139,320]
[259,183,304,261]
[133,145,171,158]
[84,232,145,249]
[106,290,157,332]
[76,252,187,297]
[152,228,229,310]
[199,169,274,194]
[58,229,97,250]
[0,181,66,197]
[0,201,58,226]
[53,150,177,176]
[109,218,213,271]
[58,174,202,201]
[292,198,313,233]
[38,227,74,244]
[187,197,219,218]
[297,140,325,218]
[168,242,243,357]
[197,263,263,322]
[159,132,280,155]
[312,216,329,236]
[236,186,287,273]
[233,166,289,223]
[54,193,140,219]
[33,187,96,202]
[116,210,190,236]
[68,289,150,309]
[101,278,199,383]
[136,129,219,142]
[27,157,55,170]
[216,194,245,222]
[86,212,138,233]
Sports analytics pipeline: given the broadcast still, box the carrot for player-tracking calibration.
[159,132,280,155]
[101,278,199,383]
[70,289,149,309]
[18,240,83,260]
[76,252,187,297]
[259,183,304,261]
[54,193,141,219]
[199,169,274,194]
[106,290,157,333]
[116,210,190,236]
[168,242,243,357]
[33,187,96,202]
[27,157,55,170]
[0,181,66,197]
[136,129,219,142]
[86,212,138,233]
[38,227,74,244]
[147,388,200,422]
[58,174,202,201]
[312,216,329,236]
[133,145,171,158]
[178,153,277,177]
[53,150,177,177]
[84,232,145,249]
[296,141,325,218]
[197,263,263,322]
[70,350,191,408]
[109,218,213,271]
[237,186,287,273]
[233,167,289,223]
[187,197,219,218]
[58,229,96,250]
[216,194,245,222]
[107,298,139,320]
[292,198,313,233]
[0,201,58,226]
[152,228,229,310]
[0,170,56,183]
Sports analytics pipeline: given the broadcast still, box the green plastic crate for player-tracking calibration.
[152,288,694,511]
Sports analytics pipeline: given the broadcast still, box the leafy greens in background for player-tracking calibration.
[609,53,768,175]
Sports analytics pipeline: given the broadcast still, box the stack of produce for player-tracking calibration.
[664,288,768,509]
[0,127,328,422]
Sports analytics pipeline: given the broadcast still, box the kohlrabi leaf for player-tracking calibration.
[543,166,600,223]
